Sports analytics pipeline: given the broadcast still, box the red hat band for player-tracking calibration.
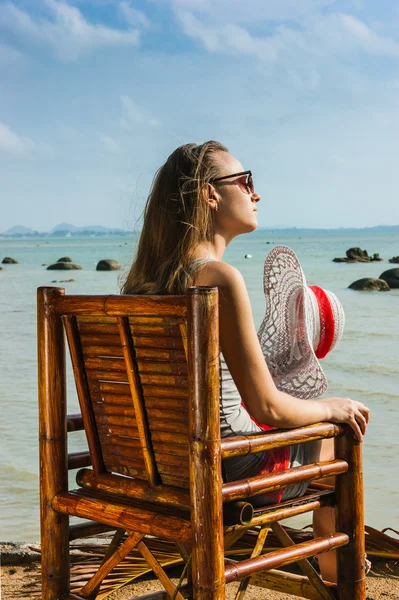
[309,286,335,359]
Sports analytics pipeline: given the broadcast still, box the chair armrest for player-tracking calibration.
[220,422,345,459]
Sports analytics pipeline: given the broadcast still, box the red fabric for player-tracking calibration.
[242,404,290,504]
[309,285,335,359]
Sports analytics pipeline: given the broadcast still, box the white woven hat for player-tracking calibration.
[258,246,345,399]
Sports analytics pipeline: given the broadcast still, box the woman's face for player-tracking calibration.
[212,151,261,237]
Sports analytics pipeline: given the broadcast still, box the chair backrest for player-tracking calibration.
[43,287,220,491]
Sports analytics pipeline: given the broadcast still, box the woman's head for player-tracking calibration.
[121,141,260,295]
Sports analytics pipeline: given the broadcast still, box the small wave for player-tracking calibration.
[344,330,398,339]
[1,464,38,481]
[331,363,399,376]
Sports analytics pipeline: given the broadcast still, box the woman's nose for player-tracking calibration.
[252,192,261,203]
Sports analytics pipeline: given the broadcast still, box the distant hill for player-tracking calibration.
[1,223,129,237]
[4,225,36,235]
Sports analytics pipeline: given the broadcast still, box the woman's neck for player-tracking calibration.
[192,234,228,261]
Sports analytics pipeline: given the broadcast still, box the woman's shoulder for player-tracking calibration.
[192,260,246,290]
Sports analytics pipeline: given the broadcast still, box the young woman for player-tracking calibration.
[122,140,370,582]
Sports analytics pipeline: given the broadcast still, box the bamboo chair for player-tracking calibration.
[38,286,366,600]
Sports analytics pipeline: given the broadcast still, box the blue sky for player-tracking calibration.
[0,0,398,231]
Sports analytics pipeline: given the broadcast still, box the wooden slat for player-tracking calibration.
[139,374,188,387]
[106,435,142,448]
[154,452,190,467]
[151,431,188,444]
[147,407,188,421]
[130,325,183,336]
[54,294,187,317]
[93,394,134,406]
[142,385,187,398]
[91,403,136,417]
[157,462,190,477]
[97,423,140,438]
[161,475,190,489]
[96,381,132,394]
[132,336,184,349]
[80,333,122,346]
[134,348,186,362]
[149,420,189,434]
[152,442,190,456]
[78,322,119,335]
[102,453,146,471]
[82,345,124,358]
[86,369,129,382]
[117,316,159,486]
[144,397,188,410]
[137,361,188,375]
[84,356,126,371]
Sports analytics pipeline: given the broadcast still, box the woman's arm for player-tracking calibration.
[192,261,369,442]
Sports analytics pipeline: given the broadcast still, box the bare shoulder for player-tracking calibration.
[192,261,246,289]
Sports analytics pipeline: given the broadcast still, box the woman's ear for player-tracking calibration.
[201,183,220,211]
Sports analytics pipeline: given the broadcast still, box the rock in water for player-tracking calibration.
[96,259,121,271]
[379,268,399,289]
[57,256,72,263]
[389,256,399,264]
[348,278,390,291]
[371,253,383,261]
[47,262,82,270]
[2,257,18,264]
[346,247,370,261]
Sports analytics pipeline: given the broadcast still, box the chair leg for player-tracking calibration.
[41,507,70,600]
[38,287,70,600]
[335,431,366,599]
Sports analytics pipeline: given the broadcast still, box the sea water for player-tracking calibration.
[0,230,398,541]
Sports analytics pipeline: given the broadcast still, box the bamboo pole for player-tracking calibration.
[244,569,336,600]
[222,459,348,502]
[68,451,91,470]
[63,315,105,475]
[79,531,143,598]
[187,287,225,600]
[234,525,269,600]
[38,286,70,600]
[67,413,84,432]
[52,490,192,542]
[335,427,366,600]
[271,522,336,600]
[224,533,349,583]
[221,423,344,459]
[137,540,185,600]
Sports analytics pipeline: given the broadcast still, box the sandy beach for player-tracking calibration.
[1,539,399,600]
[1,557,398,599]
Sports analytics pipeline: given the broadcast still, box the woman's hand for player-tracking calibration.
[319,397,370,442]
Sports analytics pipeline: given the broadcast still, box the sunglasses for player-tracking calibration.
[209,170,254,195]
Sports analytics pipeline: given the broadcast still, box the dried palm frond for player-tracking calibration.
[13,525,399,599]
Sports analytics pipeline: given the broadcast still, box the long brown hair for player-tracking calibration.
[121,141,228,295]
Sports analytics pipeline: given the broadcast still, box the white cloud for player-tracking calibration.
[100,134,120,153]
[120,95,160,129]
[119,1,150,28]
[0,122,35,155]
[167,0,333,22]
[0,0,140,61]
